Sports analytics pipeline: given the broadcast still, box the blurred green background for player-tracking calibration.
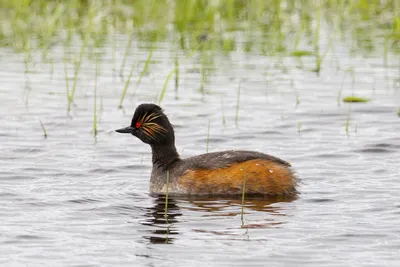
[1,0,398,58]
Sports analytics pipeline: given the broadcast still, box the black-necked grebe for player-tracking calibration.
[116,103,298,196]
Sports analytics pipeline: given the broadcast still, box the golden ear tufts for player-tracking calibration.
[138,112,168,141]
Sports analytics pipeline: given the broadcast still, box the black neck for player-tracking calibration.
[151,144,180,170]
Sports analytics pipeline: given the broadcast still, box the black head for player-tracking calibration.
[116,103,175,145]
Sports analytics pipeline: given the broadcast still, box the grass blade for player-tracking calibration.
[158,68,177,104]
[241,169,246,227]
[119,62,135,109]
[39,120,47,139]
[235,81,241,127]
[164,170,169,220]
[135,49,153,90]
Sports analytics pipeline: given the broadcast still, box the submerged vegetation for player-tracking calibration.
[343,96,370,103]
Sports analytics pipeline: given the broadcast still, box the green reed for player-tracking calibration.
[119,30,135,78]
[345,104,351,135]
[296,93,300,107]
[174,54,179,98]
[297,122,302,134]
[164,170,170,220]
[93,55,99,137]
[111,15,117,79]
[68,2,98,112]
[383,38,389,67]
[63,52,70,111]
[337,75,346,106]
[135,49,153,91]
[158,68,177,104]
[39,120,47,139]
[199,51,206,94]
[39,4,64,61]
[68,34,88,111]
[23,52,31,103]
[240,169,247,227]
[221,98,226,127]
[119,62,135,109]
[313,4,322,74]
[206,119,210,153]
[235,81,241,127]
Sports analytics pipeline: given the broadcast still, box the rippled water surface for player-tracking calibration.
[1,36,400,266]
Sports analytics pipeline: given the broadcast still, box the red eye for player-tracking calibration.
[135,121,141,129]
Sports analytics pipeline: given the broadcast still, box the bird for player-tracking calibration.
[116,103,298,196]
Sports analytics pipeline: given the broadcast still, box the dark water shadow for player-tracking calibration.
[141,195,297,243]
[140,197,182,244]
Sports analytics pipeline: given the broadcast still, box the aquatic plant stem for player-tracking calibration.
[164,170,169,221]
[119,62,135,109]
[235,81,241,127]
[158,68,177,104]
[241,169,246,227]
[314,4,321,74]
[135,49,153,91]
[175,54,179,98]
[63,52,70,111]
[221,98,226,127]
[93,55,99,137]
[345,104,351,135]
[40,120,47,139]
[119,30,135,78]
[206,119,210,153]
[68,24,90,112]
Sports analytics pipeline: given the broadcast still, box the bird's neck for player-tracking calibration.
[150,143,180,170]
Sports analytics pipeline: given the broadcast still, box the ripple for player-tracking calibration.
[12,148,44,153]
[258,130,283,135]
[305,198,335,203]
[0,192,18,198]
[15,235,45,240]
[88,168,119,174]
[26,201,60,207]
[67,198,103,204]
[117,164,148,170]
[0,175,36,181]
[315,153,353,159]
[196,137,227,143]
[356,148,395,153]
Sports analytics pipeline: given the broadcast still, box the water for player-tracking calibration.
[1,36,400,266]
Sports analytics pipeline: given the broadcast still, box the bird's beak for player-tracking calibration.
[115,126,134,134]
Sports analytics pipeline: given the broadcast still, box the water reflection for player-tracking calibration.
[184,195,297,213]
[141,195,296,243]
[141,197,181,244]
[185,195,297,230]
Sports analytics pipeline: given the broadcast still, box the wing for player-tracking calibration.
[182,150,291,170]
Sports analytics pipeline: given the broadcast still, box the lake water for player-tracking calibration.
[0,32,400,266]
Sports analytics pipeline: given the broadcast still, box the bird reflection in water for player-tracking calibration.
[141,196,181,244]
[141,195,296,244]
